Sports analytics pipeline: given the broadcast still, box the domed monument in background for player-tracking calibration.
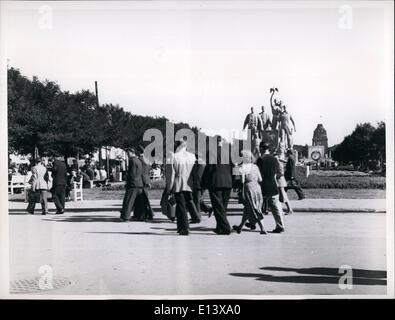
[308,123,333,167]
[312,124,328,152]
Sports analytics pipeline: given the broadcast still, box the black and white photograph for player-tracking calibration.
[0,0,393,300]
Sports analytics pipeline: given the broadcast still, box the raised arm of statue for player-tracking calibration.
[290,115,296,131]
[243,114,249,130]
[270,91,275,111]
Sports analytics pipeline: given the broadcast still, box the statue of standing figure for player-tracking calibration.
[243,107,263,157]
[278,104,296,150]
[259,105,272,132]
[242,88,297,156]
[269,87,296,150]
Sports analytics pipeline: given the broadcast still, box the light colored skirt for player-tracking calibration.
[243,181,264,222]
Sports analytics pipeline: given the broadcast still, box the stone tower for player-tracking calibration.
[312,124,328,153]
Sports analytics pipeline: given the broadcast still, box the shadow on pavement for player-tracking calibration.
[37,216,175,223]
[260,266,387,279]
[85,231,177,236]
[230,266,387,286]
[41,215,125,223]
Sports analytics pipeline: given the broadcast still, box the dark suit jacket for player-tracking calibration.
[52,160,67,186]
[140,159,151,187]
[285,156,296,181]
[202,163,233,190]
[257,154,279,197]
[126,156,143,188]
[192,162,206,191]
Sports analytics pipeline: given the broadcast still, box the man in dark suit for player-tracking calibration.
[256,142,285,233]
[202,138,233,235]
[51,157,68,215]
[137,145,154,220]
[285,149,305,200]
[120,148,145,221]
[191,152,213,220]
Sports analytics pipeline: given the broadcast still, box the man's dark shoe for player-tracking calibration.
[119,217,128,222]
[232,225,242,234]
[179,230,189,236]
[56,210,64,215]
[245,222,256,230]
[214,228,231,235]
[130,217,144,221]
[41,212,48,215]
[27,210,34,215]
[271,227,284,233]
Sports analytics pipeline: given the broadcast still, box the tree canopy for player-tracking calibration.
[332,122,385,171]
[8,67,195,159]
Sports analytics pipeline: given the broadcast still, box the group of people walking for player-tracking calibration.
[26,157,67,215]
[120,137,304,236]
[25,137,304,237]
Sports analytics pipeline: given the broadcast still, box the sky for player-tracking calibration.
[2,1,394,146]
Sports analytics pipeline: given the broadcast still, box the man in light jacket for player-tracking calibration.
[168,139,199,235]
[27,158,50,215]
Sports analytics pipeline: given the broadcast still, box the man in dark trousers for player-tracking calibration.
[256,142,285,233]
[120,148,145,221]
[191,152,213,220]
[51,157,68,215]
[167,139,199,236]
[137,145,154,220]
[202,137,233,235]
[284,149,305,200]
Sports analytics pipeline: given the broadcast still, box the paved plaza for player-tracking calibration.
[8,198,387,296]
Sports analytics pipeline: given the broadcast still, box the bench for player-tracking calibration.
[8,175,29,196]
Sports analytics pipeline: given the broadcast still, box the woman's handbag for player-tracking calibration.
[160,189,176,221]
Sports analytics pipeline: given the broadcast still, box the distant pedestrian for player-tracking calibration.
[275,150,294,215]
[26,158,50,215]
[284,149,305,200]
[51,157,67,214]
[137,145,154,220]
[119,148,145,221]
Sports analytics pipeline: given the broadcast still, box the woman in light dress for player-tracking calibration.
[232,150,266,235]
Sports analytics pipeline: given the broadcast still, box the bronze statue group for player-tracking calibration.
[120,88,305,236]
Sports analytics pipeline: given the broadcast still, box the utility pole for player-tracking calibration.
[95,81,103,170]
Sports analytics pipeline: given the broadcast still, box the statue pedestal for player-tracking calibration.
[261,130,278,153]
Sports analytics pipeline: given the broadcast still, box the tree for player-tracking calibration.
[332,122,385,171]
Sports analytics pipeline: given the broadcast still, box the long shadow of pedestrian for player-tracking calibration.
[42,215,126,223]
[150,226,225,236]
[260,267,387,279]
[230,266,387,286]
[85,231,177,236]
[151,226,214,232]
[41,216,175,223]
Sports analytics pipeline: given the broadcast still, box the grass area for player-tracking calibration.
[294,167,385,189]
[81,187,386,201]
